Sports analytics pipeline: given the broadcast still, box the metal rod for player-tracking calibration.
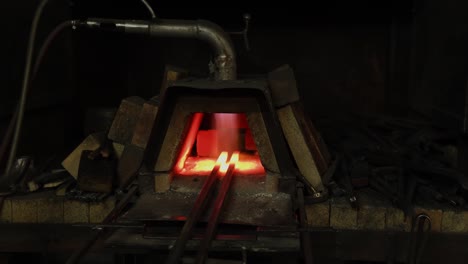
[1,20,72,169]
[5,0,49,176]
[65,231,101,264]
[140,0,156,19]
[65,185,138,264]
[103,185,138,223]
[164,162,223,264]
[196,152,239,264]
[297,185,314,264]
[0,110,16,166]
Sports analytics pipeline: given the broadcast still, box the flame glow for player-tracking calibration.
[215,114,239,154]
[230,151,240,164]
[217,151,229,174]
[216,151,229,165]
[174,113,266,177]
[219,151,240,176]
[174,113,204,172]
[178,154,265,176]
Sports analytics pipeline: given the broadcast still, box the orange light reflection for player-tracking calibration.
[218,151,229,174]
[174,113,204,172]
[230,151,240,164]
[216,151,229,164]
[178,154,265,176]
[174,113,265,177]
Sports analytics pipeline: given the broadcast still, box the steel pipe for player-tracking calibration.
[75,18,237,80]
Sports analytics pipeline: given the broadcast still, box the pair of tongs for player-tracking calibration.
[166,151,239,264]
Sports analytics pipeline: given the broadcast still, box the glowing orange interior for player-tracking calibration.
[174,113,266,176]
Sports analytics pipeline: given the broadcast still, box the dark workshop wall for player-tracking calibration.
[409,0,468,131]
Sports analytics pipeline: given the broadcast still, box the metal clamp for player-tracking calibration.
[407,213,432,264]
[411,213,432,233]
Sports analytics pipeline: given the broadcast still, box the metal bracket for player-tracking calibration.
[407,213,432,264]
[228,13,251,51]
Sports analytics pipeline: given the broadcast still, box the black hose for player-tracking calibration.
[0,20,72,164]
[4,0,50,175]
[33,20,73,76]
[1,19,73,172]
[0,111,17,169]
[140,0,156,19]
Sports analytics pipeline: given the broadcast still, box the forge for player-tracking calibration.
[0,4,348,261]
[120,78,309,227]
[4,2,468,263]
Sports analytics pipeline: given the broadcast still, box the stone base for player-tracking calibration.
[305,193,468,233]
[0,191,115,224]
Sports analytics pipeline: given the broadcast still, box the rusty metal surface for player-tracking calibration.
[168,79,268,91]
[176,96,260,113]
[246,112,280,173]
[170,173,271,194]
[145,79,296,185]
[165,160,224,264]
[152,103,191,172]
[107,96,145,145]
[290,102,331,175]
[117,144,144,188]
[121,191,294,227]
[196,158,237,264]
[267,64,300,108]
[277,104,325,194]
[131,99,159,149]
[77,150,115,193]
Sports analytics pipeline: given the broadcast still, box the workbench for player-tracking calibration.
[0,191,115,224]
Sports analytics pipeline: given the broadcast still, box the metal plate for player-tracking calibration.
[120,191,295,227]
[105,228,300,253]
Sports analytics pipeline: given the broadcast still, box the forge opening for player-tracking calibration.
[174,113,266,176]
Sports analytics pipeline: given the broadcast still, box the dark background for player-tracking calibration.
[1,0,468,166]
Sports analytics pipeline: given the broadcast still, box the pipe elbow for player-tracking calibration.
[194,20,234,57]
[80,18,237,80]
[149,19,236,80]
[194,20,237,80]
